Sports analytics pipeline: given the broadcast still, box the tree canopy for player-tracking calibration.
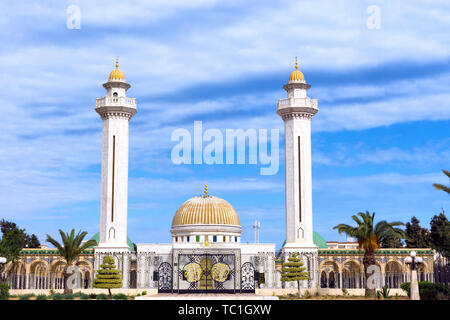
[0,219,40,249]
[93,255,123,298]
[430,212,449,259]
[405,216,431,248]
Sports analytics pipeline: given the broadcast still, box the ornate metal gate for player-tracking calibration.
[158,262,173,293]
[241,262,255,293]
[177,253,236,293]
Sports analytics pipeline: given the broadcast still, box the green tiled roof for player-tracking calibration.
[89,232,135,251]
[313,232,328,249]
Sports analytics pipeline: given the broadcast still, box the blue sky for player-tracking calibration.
[0,0,449,248]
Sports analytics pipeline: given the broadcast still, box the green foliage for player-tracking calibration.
[333,211,405,253]
[19,294,34,300]
[141,290,147,295]
[112,293,128,300]
[89,293,97,299]
[401,281,449,300]
[405,217,431,248]
[63,294,75,300]
[93,255,123,290]
[46,229,97,265]
[96,293,108,300]
[303,290,311,299]
[36,294,48,300]
[50,293,64,300]
[0,228,26,268]
[0,283,9,300]
[342,288,349,296]
[280,253,309,282]
[73,292,83,298]
[79,293,90,300]
[0,219,40,250]
[433,169,450,194]
[400,282,411,297]
[430,213,450,259]
[377,285,390,298]
[376,290,382,299]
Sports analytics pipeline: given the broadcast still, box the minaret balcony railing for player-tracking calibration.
[277,97,318,109]
[96,97,136,108]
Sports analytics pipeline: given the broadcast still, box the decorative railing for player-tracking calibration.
[20,248,94,255]
[318,248,434,255]
[277,97,318,108]
[96,96,136,108]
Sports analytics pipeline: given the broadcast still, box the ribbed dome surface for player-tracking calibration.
[108,68,125,81]
[289,69,305,83]
[172,196,240,227]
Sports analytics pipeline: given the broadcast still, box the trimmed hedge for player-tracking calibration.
[0,283,9,300]
[400,281,449,300]
[112,293,128,300]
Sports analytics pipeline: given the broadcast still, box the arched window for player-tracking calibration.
[109,227,115,239]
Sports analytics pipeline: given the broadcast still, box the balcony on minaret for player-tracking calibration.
[277,97,318,118]
[96,96,136,109]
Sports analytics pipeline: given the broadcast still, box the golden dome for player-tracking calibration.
[108,58,125,81]
[172,192,241,227]
[289,57,305,83]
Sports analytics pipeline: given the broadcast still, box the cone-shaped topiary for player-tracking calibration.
[93,255,122,298]
[281,253,309,298]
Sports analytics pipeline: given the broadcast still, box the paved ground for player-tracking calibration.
[135,294,279,300]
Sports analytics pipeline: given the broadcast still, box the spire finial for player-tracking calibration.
[295,56,298,70]
[115,57,119,69]
[204,184,208,196]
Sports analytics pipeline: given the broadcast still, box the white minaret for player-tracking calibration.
[278,58,319,288]
[253,220,260,243]
[95,58,137,249]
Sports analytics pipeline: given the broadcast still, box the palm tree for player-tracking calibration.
[46,229,97,294]
[433,169,450,194]
[333,211,405,297]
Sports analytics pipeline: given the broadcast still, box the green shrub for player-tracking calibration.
[377,285,390,299]
[73,292,83,298]
[36,294,48,300]
[342,288,348,296]
[112,293,128,300]
[89,293,97,299]
[303,290,311,299]
[96,293,108,300]
[400,282,411,297]
[0,283,9,300]
[79,293,90,300]
[400,281,449,300]
[19,294,32,300]
[141,291,147,295]
[50,293,64,300]
[63,294,75,300]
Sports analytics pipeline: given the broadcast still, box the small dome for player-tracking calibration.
[172,194,240,227]
[288,57,305,84]
[108,58,125,81]
[109,68,125,81]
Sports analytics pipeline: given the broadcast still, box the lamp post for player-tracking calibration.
[405,251,423,300]
[0,257,7,284]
